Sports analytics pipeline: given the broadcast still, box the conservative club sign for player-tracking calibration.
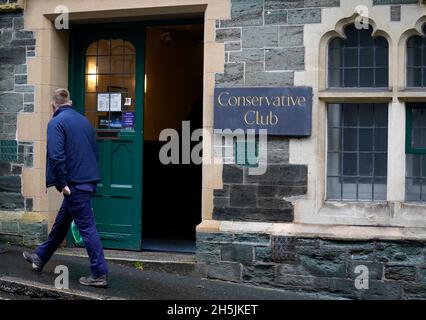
[214,87,313,136]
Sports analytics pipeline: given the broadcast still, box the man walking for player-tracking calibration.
[23,88,109,288]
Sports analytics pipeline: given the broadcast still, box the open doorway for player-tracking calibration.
[142,23,204,253]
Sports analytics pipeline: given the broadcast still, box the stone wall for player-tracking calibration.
[212,0,340,222]
[197,231,426,299]
[0,2,43,246]
[205,0,426,299]
[213,140,307,223]
[373,0,418,22]
[0,220,47,246]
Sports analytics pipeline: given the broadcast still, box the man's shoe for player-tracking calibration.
[79,274,108,288]
[22,251,43,272]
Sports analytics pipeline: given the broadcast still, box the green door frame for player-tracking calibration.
[66,19,203,250]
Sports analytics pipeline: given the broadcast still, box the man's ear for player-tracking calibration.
[69,100,73,106]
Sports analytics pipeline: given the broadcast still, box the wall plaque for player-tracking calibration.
[214,87,313,136]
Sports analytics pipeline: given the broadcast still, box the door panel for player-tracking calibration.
[94,137,138,248]
[110,141,134,189]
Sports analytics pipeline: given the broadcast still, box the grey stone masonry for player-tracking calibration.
[216,0,341,88]
[0,8,35,216]
[213,138,307,223]
[0,220,48,247]
[197,232,426,299]
[214,0,331,223]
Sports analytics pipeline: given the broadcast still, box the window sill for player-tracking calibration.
[208,220,426,242]
[324,200,388,206]
[322,200,388,213]
[397,90,426,102]
[314,201,426,228]
[402,201,426,209]
[318,90,393,102]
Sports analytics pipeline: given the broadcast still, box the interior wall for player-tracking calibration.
[143,24,204,242]
[144,25,204,141]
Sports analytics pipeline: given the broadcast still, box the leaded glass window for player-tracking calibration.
[328,25,389,88]
[327,103,388,201]
[407,26,426,88]
[406,104,426,201]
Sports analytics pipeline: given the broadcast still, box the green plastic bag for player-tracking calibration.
[71,221,84,246]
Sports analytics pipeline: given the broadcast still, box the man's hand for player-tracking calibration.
[63,186,71,195]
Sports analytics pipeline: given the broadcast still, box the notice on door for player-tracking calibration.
[122,112,135,128]
[97,93,122,112]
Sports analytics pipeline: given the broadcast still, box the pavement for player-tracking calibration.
[0,244,325,300]
[55,246,198,276]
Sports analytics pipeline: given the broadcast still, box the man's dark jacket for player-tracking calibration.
[46,105,100,191]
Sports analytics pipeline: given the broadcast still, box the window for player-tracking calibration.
[406,104,426,201]
[84,39,136,130]
[327,103,388,201]
[234,140,259,167]
[328,24,389,88]
[326,23,390,202]
[406,26,426,87]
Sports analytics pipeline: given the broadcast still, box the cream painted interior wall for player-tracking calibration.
[144,25,204,141]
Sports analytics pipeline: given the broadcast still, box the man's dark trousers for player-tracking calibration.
[35,185,108,277]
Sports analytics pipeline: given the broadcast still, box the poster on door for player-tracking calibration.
[97,93,122,112]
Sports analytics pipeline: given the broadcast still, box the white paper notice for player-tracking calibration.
[110,93,122,112]
[97,94,109,111]
[97,93,122,112]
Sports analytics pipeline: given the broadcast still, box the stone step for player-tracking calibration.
[56,248,202,277]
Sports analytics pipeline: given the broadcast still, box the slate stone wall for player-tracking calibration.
[212,0,425,224]
[205,0,426,299]
[197,231,426,299]
[0,7,34,212]
[0,4,39,246]
[212,0,341,223]
[215,0,339,88]
[0,220,48,247]
[213,139,307,223]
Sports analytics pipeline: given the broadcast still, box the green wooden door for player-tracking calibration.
[69,26,144,250]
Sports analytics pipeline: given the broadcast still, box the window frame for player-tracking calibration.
[406,28,426,89]
[326,103,389,202]
[314,11,426,229]
[406,103,426,155]
[84,39,137,131]
[405,103,426,202]
[327,24,389,89]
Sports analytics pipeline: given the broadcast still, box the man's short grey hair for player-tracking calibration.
[53,88,70,106]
